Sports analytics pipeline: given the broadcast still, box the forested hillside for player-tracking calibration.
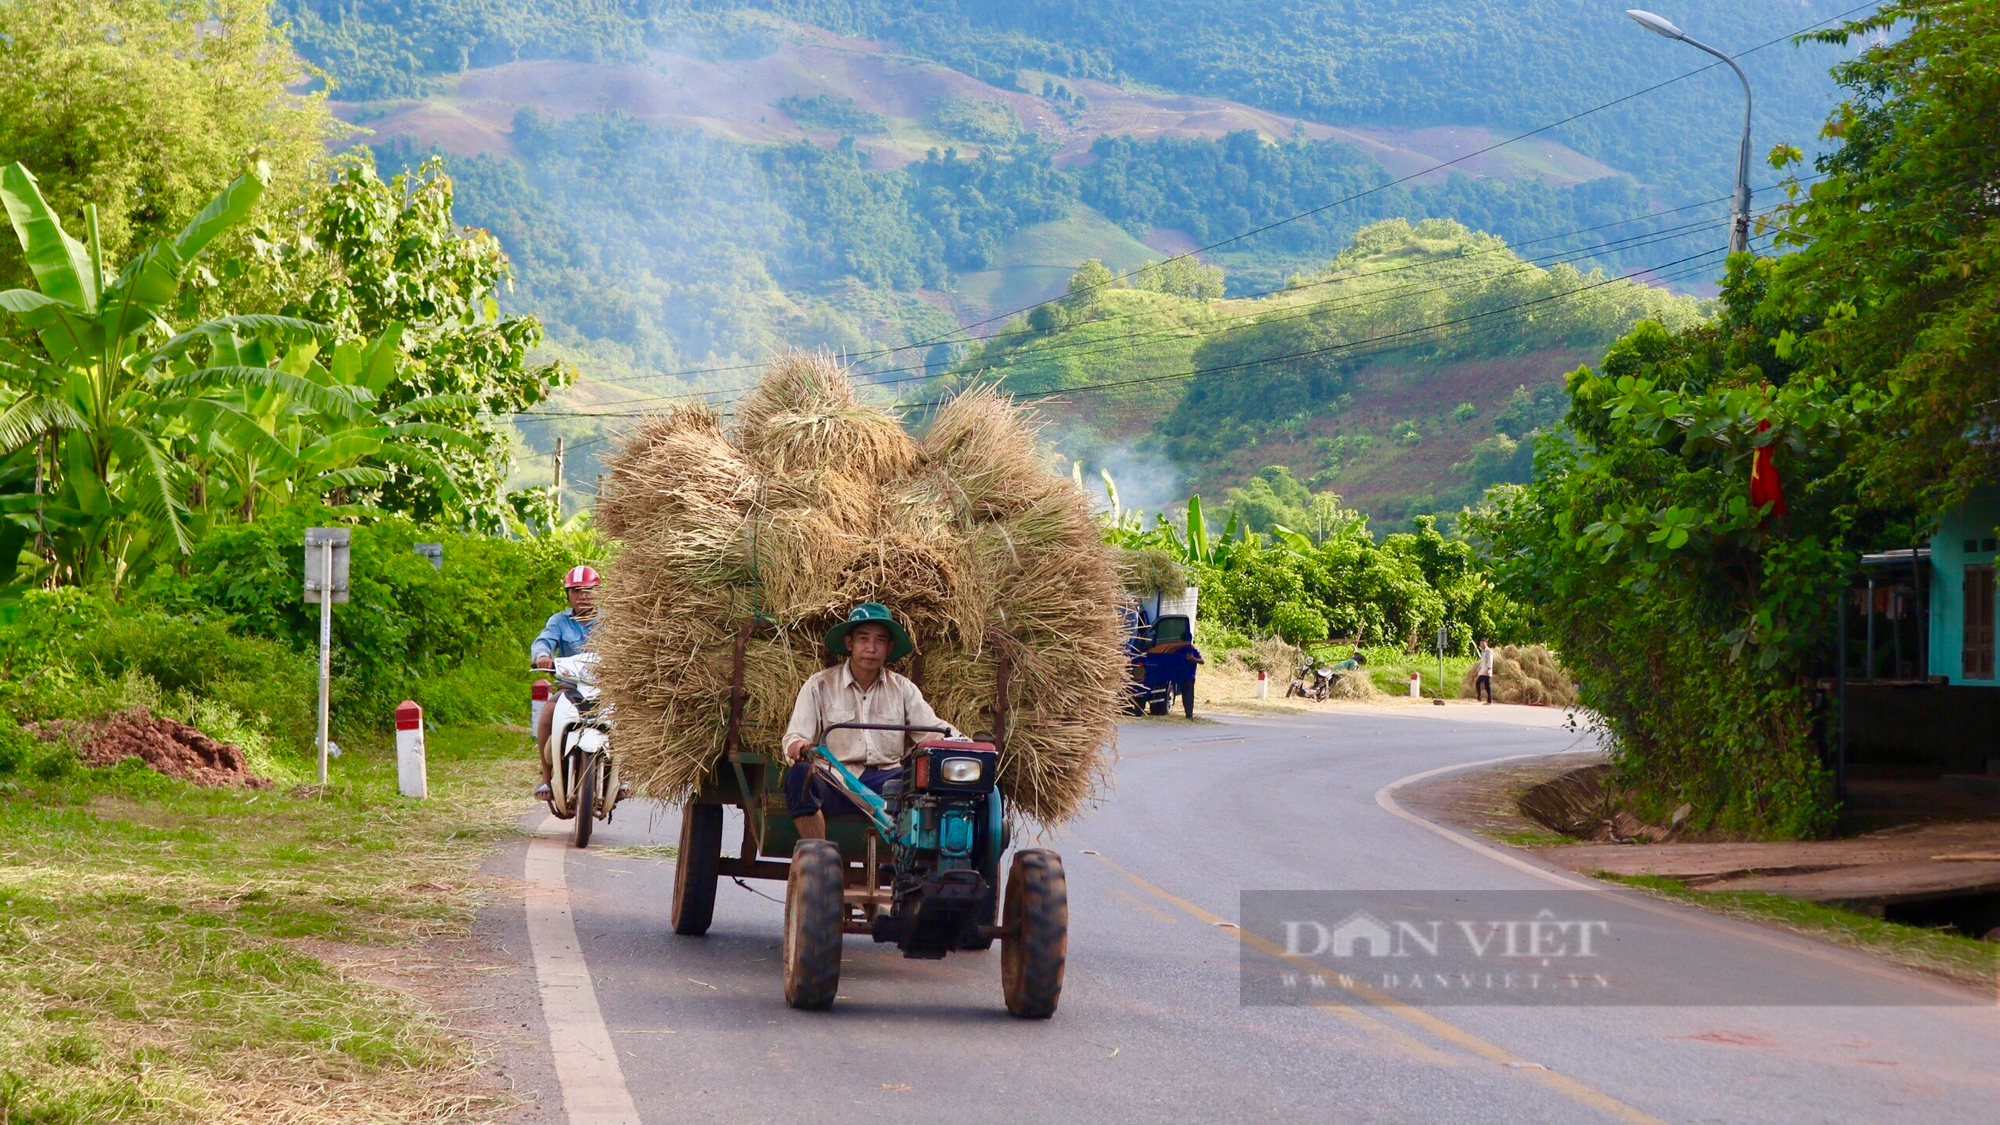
[280,1,1850,195]
[269,0,1865,520]
[936,218,1705,521]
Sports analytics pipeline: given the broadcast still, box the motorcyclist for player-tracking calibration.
[532,565,598,800]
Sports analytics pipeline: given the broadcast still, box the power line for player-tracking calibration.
[518,208,1739,419]
[826,3,1877,376]
[552,194,1734,405]
[525,0,1871,395]
[524,239,1739,425]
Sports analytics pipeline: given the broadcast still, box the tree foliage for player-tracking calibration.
[0,0,343,287]
[212,158,569,529]
[1474,0,1998,837]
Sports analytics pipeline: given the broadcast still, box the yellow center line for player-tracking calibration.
[1084,849,1665,1125]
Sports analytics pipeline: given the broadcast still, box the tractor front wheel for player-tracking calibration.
[671,802,723,935]
[1001,848,1068,1018]
[783,840,845,1010]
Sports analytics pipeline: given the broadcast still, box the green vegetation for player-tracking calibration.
[0,724,531,1124]
[276,1,1845,202]
[947,219,1703,517]
[0,0,341,285]
[1475,1,1998,837]
[928,92,1019,144]
[0,13,582,1112]
[1601,875,1999,990]
[1105,491,1522,661]
[777,93,889,135]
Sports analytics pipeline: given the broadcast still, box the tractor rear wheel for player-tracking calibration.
[1001,848,1068,1018]
[783,840,845,1010]
[671,802,723,936]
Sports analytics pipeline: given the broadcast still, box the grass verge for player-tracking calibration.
[1599,873,2000,991]
[0,725,535,1124]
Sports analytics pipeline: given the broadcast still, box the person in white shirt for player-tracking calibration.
[1475,638,1496,705]
[781,602,964,843]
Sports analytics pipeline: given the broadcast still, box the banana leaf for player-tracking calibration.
[0,164,97,312]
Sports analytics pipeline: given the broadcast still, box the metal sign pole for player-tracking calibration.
[318,538,332,786]
[303,527,349,789]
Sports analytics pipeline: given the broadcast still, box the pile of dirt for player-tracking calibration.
[1462,643,1580,707]
[73,708,271,789]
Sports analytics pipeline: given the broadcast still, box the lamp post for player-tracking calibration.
[1627,9,1753,255]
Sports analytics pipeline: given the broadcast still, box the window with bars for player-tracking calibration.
[1966,565,1996,681]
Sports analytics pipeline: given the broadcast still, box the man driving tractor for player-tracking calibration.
[531,565,599,801]
[780,602,963,844]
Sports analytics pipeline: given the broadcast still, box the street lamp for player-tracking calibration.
[1627,9,1753,254]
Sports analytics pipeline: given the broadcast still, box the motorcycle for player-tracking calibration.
[1287,656,1337,702]
[541,653,623,847]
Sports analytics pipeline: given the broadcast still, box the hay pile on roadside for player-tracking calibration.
[1461,644,1580,707]
[1327,668,1380,700]
[593,356,1124,827]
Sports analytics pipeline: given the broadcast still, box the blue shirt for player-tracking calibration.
[531,610,594,662]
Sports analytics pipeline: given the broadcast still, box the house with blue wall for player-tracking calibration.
[1927,489,1998,685]
[1842,487,1999,780]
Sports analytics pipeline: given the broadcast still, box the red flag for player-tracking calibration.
[1749,418,1785,517]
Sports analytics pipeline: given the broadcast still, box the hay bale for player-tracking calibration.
[593,355,1123,828]
[1118,548,1186,598]
[1460,644,1580,707]
[1327,669,1379,700]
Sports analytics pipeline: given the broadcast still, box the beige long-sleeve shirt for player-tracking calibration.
[782,662,964,767]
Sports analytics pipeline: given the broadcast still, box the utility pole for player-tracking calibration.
[553,436,566,513]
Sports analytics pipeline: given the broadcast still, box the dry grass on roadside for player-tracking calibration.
[0,726,533,1124]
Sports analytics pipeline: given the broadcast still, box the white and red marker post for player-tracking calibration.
[531,679,551,733]
[395,701,427,798]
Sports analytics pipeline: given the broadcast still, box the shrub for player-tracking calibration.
[1270,600,1329,645]
[150,501,601,718]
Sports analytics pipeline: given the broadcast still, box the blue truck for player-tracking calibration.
[1123,598,1203,718]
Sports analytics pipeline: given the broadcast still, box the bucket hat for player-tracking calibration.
[825,602,914,661]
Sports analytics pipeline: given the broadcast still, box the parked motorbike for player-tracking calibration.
[541,653,622,847]
[1287,656,1337,702]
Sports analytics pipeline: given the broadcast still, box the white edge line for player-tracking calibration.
[1374,753,1990,1004]
[525,816,644,1125]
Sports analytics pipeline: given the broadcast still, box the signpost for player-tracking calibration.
[303,528,351,786]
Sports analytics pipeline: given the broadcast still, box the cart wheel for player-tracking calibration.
[1001,849,1067,1019]
[571,754,596,848]
[671,802,723,936]
[783,840,845,1010]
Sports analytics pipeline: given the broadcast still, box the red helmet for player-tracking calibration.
[563,565,600,590]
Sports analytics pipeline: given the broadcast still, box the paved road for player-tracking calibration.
[517,706,1999,1123]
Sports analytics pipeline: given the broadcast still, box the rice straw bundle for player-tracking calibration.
[1459,644,1581,707]
[593,355,1123,828]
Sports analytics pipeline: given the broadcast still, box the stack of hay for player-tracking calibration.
[593,355,1126,828]
[1326,668,1380,700]
[1460,644,1581,707]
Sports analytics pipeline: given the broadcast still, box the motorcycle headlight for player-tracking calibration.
[939,757,983,784]
[578,727,610,753]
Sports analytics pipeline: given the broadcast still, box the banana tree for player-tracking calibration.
[161,322,481,522]
[0,161,328,588]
